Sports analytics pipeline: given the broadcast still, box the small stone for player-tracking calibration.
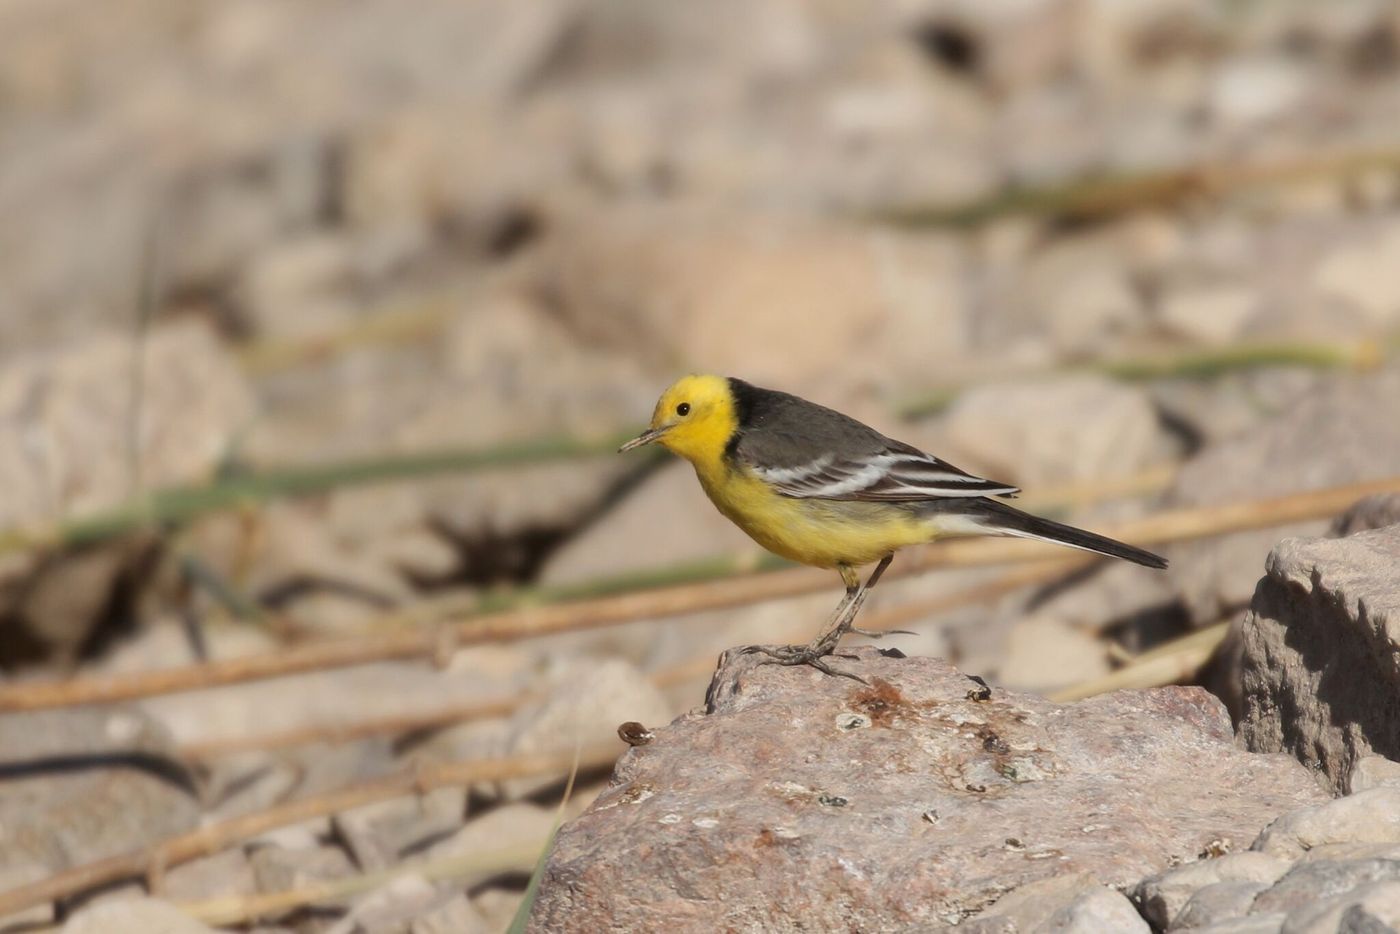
[426,803,555,866]
[1330,494,1400,538]
[1134,852,1291,929]
[333,787,466,871]
[158,848,257,904]
[1156,283,1258,345]
[1253,790,1400,857]
[1313,222,1400,328]
[1171,881,1270,930]
[1349,757,1400,795]
[965,872,1149,933]
[61,897,216,934]
[249,845,355,896]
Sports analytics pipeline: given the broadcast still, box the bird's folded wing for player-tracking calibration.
[750,448,1019,501]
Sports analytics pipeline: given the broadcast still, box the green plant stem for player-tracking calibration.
[0,433,656,555]
[896,337,1394,420]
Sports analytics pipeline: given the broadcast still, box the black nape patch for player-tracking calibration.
[726,377,761,428]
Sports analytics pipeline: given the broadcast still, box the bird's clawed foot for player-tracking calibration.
[739,642,867,684]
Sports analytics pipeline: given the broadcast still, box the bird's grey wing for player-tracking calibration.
[733,402,1018,502]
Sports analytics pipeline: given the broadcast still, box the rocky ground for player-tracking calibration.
[3,0,1400,931]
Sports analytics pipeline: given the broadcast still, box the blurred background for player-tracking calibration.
[3,0,1400,929]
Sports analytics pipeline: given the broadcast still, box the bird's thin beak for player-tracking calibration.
[618,426,669,453]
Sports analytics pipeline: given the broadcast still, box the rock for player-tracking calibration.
[995,615,1109,694]
[1282,882,1400,933]
[1313,221,1400,328]
[0,320,254,531]
[1252,857,1400,912]
[1209,57,1310,125]
[426,802,554,867]
[1238,525,1400,792]
[1133,852,1291,929]
[942,375,1173,486]
[0,321,255,657]
[1191,915,1286,933]
[1164,369,1400,624]
[540,461,756,588]
[327,874,488,934]
[502,658,670,796]
[0,708,198,875]
[158,848,258,904]
[408,892,490,934]
[138,659,517,753]
[530,647,1324,930]
[61,897,216,934]
[1330,494,1400,537]
[964,873,1149,933]
[1035,265,1143,357]
[249,844,355,896]
[1349,757,1400,794]
[1172,881,1271,929]
[1155,283,1259,345]
[1253,790,1400,857]
[534,206,971,398]
[334,787,466,871]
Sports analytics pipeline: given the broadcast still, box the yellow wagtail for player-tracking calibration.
[620,374,1166,680]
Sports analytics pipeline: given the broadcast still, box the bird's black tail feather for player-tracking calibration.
[940,498,1168,569]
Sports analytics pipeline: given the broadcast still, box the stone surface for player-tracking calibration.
[1331,493,1400,537]
[0,708,199,874]
[530,647,1324,930]
[540,460,755,588]
[502,658,671,796]
[1164,369,1400,624]
[964,873,1149,933]
[1171,881,1270,930]
[1349,757,1400,794]
[1133,852,1291,929]
[61,897,216,934]
[942,376,1172,486]
[0,320,254,530]
[1238,525,1400,792]
[995,615,1109,694]
[249,844,355,896]
[1253,790,1400,858]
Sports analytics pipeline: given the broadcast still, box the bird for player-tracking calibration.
[619,374,1167,681]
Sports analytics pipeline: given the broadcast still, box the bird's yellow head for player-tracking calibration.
[619,374,737,464]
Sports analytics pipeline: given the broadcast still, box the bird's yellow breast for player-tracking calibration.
[694,460,932,569]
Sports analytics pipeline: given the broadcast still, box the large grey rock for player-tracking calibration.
[1164,369,1400,624]
[0,708,199,875]
[530,647,1324,931]
[1238,525,1400,792]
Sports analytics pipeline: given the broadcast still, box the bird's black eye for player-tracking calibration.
[676,402,691,417]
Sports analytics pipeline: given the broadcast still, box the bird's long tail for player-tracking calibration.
[931,498,1167,569]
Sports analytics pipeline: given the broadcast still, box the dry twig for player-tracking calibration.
[0,745,619,920]
[1,475,1395,714]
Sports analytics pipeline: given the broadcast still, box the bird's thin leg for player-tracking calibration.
[807,554,893,655]
[741,556,896,682]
